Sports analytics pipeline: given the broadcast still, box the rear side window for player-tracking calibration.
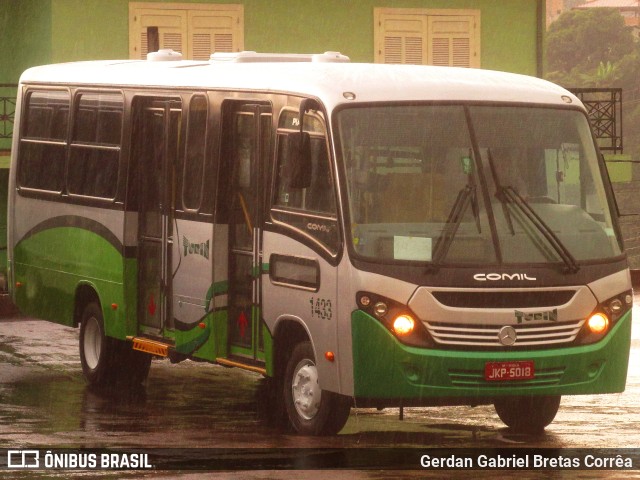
[68,92,123,198]
[18,89,124,200]
[18,90,70,191]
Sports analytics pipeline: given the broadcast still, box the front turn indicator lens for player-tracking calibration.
[393,314,415,336]
[587,313,609,334]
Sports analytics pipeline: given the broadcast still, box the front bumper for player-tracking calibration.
[351,309,631,402]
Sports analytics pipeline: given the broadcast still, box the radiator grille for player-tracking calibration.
[424,319,584,347]
[431,290,576,309]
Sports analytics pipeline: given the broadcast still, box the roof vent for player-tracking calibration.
[312,51,350,63]
[210,51,350,63]
[147,49,183,62]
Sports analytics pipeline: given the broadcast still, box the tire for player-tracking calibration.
[79,301,151,387]
[283,341,351,436]
[256,376,287,429]
[494,395,561,433]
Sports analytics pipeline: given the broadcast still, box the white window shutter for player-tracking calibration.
[376,13,427,65]
[187,8,243,60]
[129,3,244,60]
[428,16,479,68]
[374,8,480,68]
[130,8,187,59]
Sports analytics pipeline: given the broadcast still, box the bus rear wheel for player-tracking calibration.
[283,341,351,436]
[494,395,561,433]
[79,302,151,387]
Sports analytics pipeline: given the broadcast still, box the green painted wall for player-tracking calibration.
[1,0,52,150]
[38,0,542,75]
[0,0,52,83]
[51,0,129,62]
[242,0,541,75]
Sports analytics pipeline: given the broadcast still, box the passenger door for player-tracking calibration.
[133,98,182,334]
[170,95,215,334]
[222,102,272,363]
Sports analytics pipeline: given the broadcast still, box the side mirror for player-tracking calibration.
[289,131,312,189]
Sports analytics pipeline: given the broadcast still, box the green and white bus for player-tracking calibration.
[8,50,632,434]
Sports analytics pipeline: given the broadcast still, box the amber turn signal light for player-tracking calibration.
[392,314,415,336]
[587,313,609,334]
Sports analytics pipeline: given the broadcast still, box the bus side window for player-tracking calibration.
[182,95,207,211]
[272,109,340,256]
[274,133,303,209]
[306,139,335,213]
[18,90,69,192]
[273,127,335,214]
[68,92,123,199]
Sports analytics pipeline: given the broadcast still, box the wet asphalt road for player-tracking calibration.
[0,301,639,479]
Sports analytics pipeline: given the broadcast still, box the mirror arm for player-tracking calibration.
[299,98,312,134]
[298,98,320,134]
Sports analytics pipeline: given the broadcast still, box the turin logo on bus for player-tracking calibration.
[473,273,537,282]
[183,236,210,260]
[514,308,558,324]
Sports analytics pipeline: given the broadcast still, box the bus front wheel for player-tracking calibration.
[494,395,561,433]
[79,302,151,386]
[283,341,351,435]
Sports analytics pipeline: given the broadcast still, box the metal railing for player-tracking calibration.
[0,84,17,153]
[569,88,623,154]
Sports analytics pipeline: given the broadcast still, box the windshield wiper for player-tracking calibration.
[430,184,479,269]
[503,186,579,273]
[431,185,474,267]
[487,148,515,235]
[429,152,481,269]
[486,148,580,274]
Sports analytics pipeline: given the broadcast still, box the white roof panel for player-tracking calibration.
[19,59,579,112]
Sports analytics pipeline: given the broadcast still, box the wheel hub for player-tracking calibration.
[291,360,321,420]
[83,316,101,370]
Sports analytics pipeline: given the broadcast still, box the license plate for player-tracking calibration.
[484,361,534,381]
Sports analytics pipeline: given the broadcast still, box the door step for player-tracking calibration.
[127,336,170,357]
[216,357,266,375]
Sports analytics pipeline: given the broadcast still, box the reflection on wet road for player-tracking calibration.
[0,301,639,478]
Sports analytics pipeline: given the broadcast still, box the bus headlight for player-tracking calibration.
[356,291,434,347]
[392,314,415,336]
[587,313,609,334]
[575,290,631,345]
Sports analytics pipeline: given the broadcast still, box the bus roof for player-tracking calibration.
[19,56,579,112]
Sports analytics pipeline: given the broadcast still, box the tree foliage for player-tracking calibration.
[546,8,640,158]
[546,8,634,77]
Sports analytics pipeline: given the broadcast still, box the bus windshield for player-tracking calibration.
[337,105,622,266]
